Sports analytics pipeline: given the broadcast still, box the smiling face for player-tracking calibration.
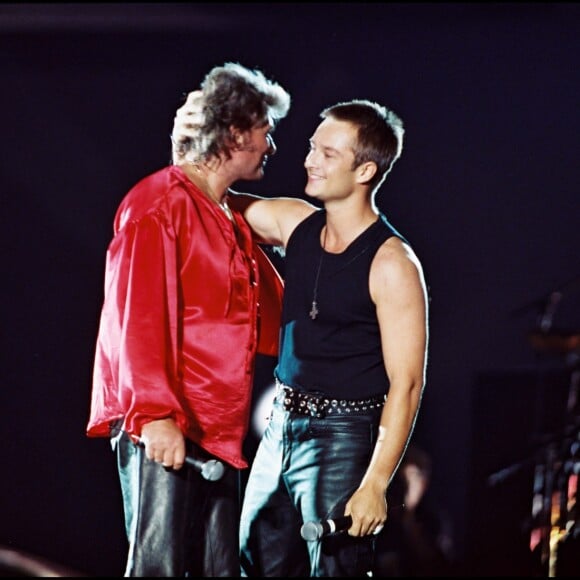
[303,117,360,203]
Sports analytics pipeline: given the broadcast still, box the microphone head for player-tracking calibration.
[201,459,225,481]
[301,521,323,541]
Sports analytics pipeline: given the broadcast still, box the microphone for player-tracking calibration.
[136,439,225,481]
[301,515,352,541]
[184,456,225,481]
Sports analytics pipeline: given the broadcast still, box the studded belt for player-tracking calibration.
[275,379,385,418]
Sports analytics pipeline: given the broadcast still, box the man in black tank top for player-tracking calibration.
[173,98,430,577]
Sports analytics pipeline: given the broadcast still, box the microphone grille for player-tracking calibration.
[201,459,225,481]
[300,521,323,541]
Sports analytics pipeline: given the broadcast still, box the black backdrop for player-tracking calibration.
[1,3,579,576]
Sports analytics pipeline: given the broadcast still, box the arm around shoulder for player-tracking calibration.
[228,191,318,246]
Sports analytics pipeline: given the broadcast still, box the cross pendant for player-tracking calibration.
[309,301,318,320]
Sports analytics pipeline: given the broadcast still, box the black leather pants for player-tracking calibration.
[116,432,241,577]
[240,392,381,577]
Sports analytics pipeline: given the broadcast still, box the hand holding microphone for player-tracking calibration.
[301,515,385,541]
[136,438,225,481]
[301,515,353,541]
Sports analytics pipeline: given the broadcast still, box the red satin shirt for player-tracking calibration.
[86,166,283,468]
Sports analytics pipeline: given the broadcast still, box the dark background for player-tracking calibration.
[1,3,579,576]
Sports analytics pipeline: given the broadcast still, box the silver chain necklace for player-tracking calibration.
[309,226,328,320]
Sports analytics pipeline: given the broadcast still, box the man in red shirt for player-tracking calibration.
[86,62,289,577]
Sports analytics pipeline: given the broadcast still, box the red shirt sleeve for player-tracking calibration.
[92,210,189,439]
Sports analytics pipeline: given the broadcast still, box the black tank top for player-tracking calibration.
[274,209,407,399]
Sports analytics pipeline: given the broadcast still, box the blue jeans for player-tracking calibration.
[240,390,382,577]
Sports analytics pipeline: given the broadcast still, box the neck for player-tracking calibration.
[178,162,235,221]
[323,205,379,254]
[179,161,229,205]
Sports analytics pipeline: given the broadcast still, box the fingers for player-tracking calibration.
[149,444,185,470]
[184,89,203,106]
[139,419,186,470]
[175,90,204,126]
[348,523,385,537]
[345,513,386,537]
[171,90,206,164]
[148,446,186,471]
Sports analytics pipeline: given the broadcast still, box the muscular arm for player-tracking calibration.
[344,237,429,536]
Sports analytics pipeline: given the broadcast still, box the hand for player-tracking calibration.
[344,486,388,537]
[171,90,205,165]
[140,417,186,470]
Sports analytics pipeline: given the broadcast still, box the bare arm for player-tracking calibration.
[229,192,317,247]
[344,237,429,536]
